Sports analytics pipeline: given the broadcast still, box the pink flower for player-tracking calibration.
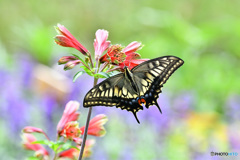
[22,126,50,141]
[94,29,111,60]
[100,41,147,70]
[80,114,108,137]
[57,101,80,135]
[22,133,49,156]
[59,139,95,158]
[55,24,89,55]
[82,139,95,157]
[59,121,82,140]
[58,148,79,159]
[99,45,125,64]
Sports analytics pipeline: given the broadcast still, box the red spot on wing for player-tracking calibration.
[138,98,146,106]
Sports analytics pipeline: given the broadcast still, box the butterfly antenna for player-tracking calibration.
[155,102,162,114]
[132,112,140,124]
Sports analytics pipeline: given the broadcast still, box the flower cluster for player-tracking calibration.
[53,24,148,159]
[55,24,148,75]
[22,101,108,160]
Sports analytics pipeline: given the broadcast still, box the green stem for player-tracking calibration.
[53,138,67,160]
[87,52,94,68]
[106,66,121,73]
[99,62,109,72]
[78,77,98,160]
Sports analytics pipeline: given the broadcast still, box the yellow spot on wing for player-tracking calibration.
[150,70,158,77]
[122,87,127,96]
[141,79,148,86]
[109,88,113,97]
[114,86,119,96]
[146,73,154,81]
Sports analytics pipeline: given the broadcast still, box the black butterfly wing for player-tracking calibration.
[83,73,143,122]
[131,56,184,111]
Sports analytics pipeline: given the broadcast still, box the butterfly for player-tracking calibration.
[83,56,184,123]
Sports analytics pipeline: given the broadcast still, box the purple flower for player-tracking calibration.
[172,91,195,118]
[41,95,58,139]
[2,80,28,135]
[227,123,240,150]
[118,146,133,160]
[141,93,172,130]
[91,146,109,160]
[225,94,240,121]
[16,54,35,87]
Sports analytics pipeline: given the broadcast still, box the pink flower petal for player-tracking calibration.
[57,101,80,134]
[57,24,77,42]
[80,114,108,137]
[55,35,76,48]
[125,52,141,61]
[56,24,89,55]
[119,59,149,70]
[122,41,142,55]
[94,29,111,60]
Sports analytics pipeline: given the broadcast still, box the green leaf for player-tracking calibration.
[48,141,65,152]
[58,143,80,152]
[31,140,65,153]
[31,140,51,145]
[73,71,85,82]
[94,72,110,79]
[80,66,94,76]
[32,140,65,153]
[27,156,39,160]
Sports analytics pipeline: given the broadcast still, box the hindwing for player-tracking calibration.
[131,56,184,110]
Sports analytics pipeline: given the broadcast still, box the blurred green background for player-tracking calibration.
[0,0,240,159]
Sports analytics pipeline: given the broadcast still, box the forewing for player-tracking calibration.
[84,73,123,107]
[83,73,143,115]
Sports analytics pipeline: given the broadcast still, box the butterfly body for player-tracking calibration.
[83,56,184,123]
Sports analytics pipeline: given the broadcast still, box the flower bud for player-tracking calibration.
[22,126,44,133]
[55,24,89,55]
[58,56,78,65]
[64,60,81,70]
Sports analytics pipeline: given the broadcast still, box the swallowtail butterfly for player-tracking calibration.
[83,56,184,123]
